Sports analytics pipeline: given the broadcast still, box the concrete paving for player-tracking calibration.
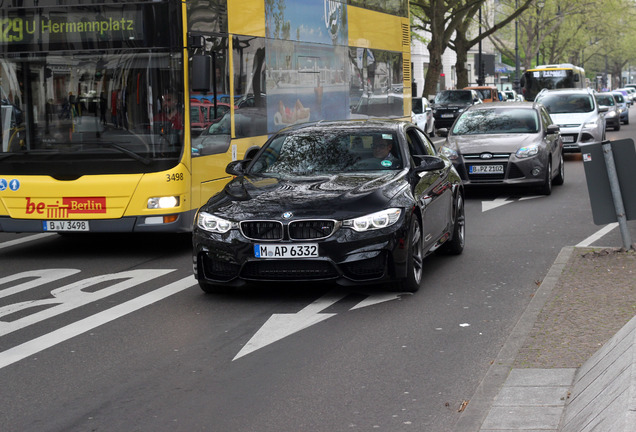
[453,246,636,432]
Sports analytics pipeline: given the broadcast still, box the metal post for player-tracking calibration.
[602,142,633,249]
[514,0,520,93]
[478,7,483,86]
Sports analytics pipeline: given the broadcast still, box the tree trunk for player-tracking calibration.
[454,33,470,89]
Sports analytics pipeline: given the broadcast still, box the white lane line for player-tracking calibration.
[576,223,618,247]
[0,275,197,370]
[0,233,56,250]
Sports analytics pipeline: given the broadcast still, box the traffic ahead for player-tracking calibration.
[1,110,634,431]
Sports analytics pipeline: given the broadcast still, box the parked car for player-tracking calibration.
[464,86,499,103]
[614,89,632,106]
[534,88,606,152]
[503,89,524,102]
[595,92,621,131]
[438,102,564,195]
[430,89,482,133]
[411,97,435,136]
[619,87,636,103]
[193,120,465,293]
[612,91,630,124]
[190,99,231,135]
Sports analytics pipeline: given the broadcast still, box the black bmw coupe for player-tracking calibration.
[192,120,465,293]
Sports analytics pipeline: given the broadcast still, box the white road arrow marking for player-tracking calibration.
[482,197,512,212]
[482,195,544,212]
[233,290,406,361]
[233,291,343,360]
[350,292,404,310]
[0,275,197,370]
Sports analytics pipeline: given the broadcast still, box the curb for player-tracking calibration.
[453,246,575,431]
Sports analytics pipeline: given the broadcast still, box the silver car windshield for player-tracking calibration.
[452,108,539,135]
[537,94,594,114]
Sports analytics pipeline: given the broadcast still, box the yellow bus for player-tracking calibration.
[0,0,411,233]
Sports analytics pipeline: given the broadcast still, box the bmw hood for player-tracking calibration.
[447,134,539,154]
[203,171,409,220]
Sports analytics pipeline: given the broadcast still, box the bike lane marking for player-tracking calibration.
[0,275,197,370]
[0,269,175,336]
[0,233,55,250]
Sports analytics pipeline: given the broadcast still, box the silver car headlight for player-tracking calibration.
[583,120,599,129]
[440,145,459,160]
[516,145,539,158]
[343,208,402,232]
[196,211,235,233]
[605,111,617,119]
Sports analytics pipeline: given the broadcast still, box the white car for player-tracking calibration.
[411,97,435,136]
[535,88,606,153]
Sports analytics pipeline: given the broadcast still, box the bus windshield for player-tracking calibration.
[521,66,583,102]
[1,51,184,175]
[0,1,183,177]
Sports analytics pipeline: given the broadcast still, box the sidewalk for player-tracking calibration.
[454,245,636,432]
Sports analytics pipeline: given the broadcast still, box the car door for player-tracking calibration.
[406,127,453,250]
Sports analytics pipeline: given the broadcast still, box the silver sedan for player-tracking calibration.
[438,102,564,195]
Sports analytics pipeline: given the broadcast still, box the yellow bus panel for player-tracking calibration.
[348,6,409,52]
[228,0,266,37]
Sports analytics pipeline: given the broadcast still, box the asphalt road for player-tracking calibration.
[0,112,634,432]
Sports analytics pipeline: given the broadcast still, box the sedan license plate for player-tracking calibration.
[469,165,504,174]
[561,135,575,143]
[43,220,90,231]
[255,244,318,258]
[441,113,455,118]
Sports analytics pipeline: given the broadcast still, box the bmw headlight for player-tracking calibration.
[440,145,459,160]
[196,211,235,233]
[343,208,402,232]
[516,144,539,158]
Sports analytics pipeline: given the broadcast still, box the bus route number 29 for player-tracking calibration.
[166,173,184,182]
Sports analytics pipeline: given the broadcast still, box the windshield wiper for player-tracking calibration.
[90,141,151,165]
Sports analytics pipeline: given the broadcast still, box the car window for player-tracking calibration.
[537,94,594,114]
[412,98,423,114]
[248,131,403,175]
[435,91,472,104]
[540,107,553,127]
[596,95,615,106]
[452,108,538,135]
[415,129,436,155]
[406,128,428,155]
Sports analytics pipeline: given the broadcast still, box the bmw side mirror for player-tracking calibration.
[226,160,245,176]
[414,155,446,172]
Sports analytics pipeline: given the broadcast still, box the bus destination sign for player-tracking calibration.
[0,5,168,51]
[0,16,137,44]
[533,70,568,78]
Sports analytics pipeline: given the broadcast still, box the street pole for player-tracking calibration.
[514,0,520,93]
[478,7,483,86]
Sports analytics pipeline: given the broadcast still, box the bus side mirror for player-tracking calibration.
[191,55,212,92]
[520,76,525,87]
[574,75,580,82]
